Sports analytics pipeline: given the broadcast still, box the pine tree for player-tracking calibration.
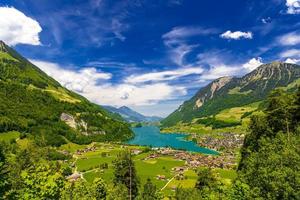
[141,178,160,200]
[93,178,107,200]
[195,168,217,191]
[113,151,139,200]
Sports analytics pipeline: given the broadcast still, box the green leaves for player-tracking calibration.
[236,88,300,199]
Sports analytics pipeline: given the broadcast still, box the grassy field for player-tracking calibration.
[70,143,186,193]
[214,101,261,123]
[161,101,263,136]
[59,142,88,153]
[69,142,238,198]
[135,156,185,190]
[45,86,81,103]
[0,131,20,142]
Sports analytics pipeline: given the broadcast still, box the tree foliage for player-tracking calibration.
[235,88,300,200]
[113,151,140,199]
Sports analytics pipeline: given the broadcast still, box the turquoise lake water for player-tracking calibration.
[127,126,218,155]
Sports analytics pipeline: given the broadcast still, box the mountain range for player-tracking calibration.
[0,40,133,146]
[103,105,162,123]
[162,62,300,127]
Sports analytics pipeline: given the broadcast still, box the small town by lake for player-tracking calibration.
[127,126,218,155]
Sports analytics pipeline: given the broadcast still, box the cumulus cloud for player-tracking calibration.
[286,0,300,14]
[220,30,253,40]
[277,31,300,46]
[0,7,42,46]
[285,58,300,64]
[279,49,300,64]
[30,60,111,92]
[196,51,264,81]
[87,83,186,106]
[30,60,187,106]
[242,57,263,72]
[125,67,204,84]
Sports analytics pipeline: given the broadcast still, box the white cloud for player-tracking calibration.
[169,44,198,66]
[261,17,271,24]
[162,26,217,46]
[30,60,111,92]
[0,7,42,46]
[277,31,300,46]
[162,26,217,66]
[196,51,264,81]
[285,58,300,64]
[87,83,186,106]
[125,67,204,84]
[220,30,253,40]
[286,0,300,14]
[242,57,263,72]
[200,65,240,80]
[280,49,300,58]
[30,60,187,106]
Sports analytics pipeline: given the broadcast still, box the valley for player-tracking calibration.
[0,39,299,199]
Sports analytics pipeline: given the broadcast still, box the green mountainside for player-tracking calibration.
[162,62,300,127]
[0,41,133,146]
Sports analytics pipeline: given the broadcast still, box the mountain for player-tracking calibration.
[0,40,133,146]
[103,105,162,122]
[161,62,300,127]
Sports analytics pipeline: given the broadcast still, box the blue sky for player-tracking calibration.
[0,0,300,117]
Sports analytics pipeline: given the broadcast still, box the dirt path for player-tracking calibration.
[160,176,175,191]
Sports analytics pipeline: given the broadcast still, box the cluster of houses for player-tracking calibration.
[145,147,237,170]
[197,133,244,153]
[75,145,98,155]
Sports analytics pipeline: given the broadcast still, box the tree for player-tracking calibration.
[107,184,129,200]
[195,168,217,191]
[236,89,300,199]
[265,89,296,143]
[0,144,9,199]
[140,178,161,200]
[113,151,139,200]
[19,162,65,199]
[174,187,202,200]
[61,180,94,200]
[93,178,107,200]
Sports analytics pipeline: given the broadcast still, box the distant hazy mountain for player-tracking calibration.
[103,105,162,122]
[161,62,300,127]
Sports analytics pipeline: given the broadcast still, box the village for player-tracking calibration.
[195,132,244,153]
[61,132,243,188]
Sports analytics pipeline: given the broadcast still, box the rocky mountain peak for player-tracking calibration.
[0,40,8,52]
[242,62,298,84]
[193,76,233,109]
[209,76,233,97]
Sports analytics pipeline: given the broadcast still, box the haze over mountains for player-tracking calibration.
[162,62,300,127]
[103,105,162,123]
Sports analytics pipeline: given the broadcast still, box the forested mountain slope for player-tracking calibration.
[0,41,133,146]
[162,62,300,127]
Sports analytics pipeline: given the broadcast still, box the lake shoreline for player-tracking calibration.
[127,126,219,155]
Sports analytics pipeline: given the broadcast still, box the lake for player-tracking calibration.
[127,126,218,155]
